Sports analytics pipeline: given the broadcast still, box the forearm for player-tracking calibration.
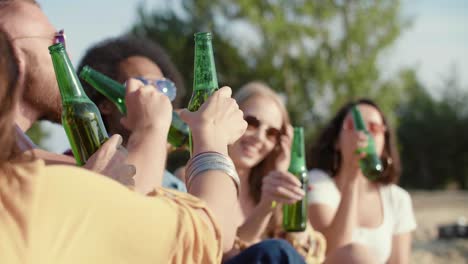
[387,233,412,264]
[322,181,359,253]
[126,128,167,194]
[189,171,238,252]
[30,149,76,165]
[236,204,273,244]
[188,134,239,252]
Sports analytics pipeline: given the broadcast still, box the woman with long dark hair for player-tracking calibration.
[307,99,416,263]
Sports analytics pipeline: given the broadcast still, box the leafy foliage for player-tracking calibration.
[25,122,50,148]
[397,71,468,189]
[130,0,409,127]
[130,0,467,189]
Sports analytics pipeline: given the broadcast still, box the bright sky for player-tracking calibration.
[38,0,468,153]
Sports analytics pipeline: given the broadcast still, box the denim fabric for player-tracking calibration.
[224,239,306,264]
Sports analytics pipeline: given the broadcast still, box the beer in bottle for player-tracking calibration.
[351,106,383,181]
[79,66,189,148]
[49,43,108,165]
[187,32,219,154]
[283,127,308,232]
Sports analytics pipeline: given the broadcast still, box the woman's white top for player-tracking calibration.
[307,169,417,263]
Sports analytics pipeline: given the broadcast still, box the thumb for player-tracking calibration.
[179,109,195,123]
[102,134,123,150]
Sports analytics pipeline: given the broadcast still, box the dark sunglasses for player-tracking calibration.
[344,118,386,136]
[244,115,282,142]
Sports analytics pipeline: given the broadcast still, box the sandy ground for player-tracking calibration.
[410,191,468,264]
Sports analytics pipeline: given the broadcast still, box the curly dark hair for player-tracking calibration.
[77,35,185,108]
[307,98,401,185]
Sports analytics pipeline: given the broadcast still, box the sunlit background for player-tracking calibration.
[29,1,468,262]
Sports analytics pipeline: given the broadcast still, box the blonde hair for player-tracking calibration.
[234,81,291,204]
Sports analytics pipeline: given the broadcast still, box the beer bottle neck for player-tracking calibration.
[351,106,368,132]
[79,66,127,114]
[49,43,88,102]
[193,33,218,92]
[288,127,306,173]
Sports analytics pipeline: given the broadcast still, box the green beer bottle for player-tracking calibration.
[351,106,383,181]
[187,32,219,154]
[283,127,308,232]
[79,66,189,148]
[49,43,109,166]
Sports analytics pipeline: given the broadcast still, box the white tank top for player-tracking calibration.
[307,169,417,263]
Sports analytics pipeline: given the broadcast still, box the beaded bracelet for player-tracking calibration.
[185,151,240,195]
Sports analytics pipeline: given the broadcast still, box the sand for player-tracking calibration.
[410,191,468,264]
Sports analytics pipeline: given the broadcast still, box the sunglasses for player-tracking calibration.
[134,77,177,102]
[244,115,282,142]
[12,29,67,49]
[344,118,387,136]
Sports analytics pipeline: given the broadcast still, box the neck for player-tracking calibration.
[236,165,252,200]
[15,101,41,131]
[334,167,376,193]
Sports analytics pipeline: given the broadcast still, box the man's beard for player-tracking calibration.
[23,70,62,124]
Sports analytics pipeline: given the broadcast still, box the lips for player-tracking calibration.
[240,140,261,158]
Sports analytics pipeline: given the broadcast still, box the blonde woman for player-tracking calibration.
[226,82,325,263]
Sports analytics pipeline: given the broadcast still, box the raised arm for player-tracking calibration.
[121,78,172,194]
[309,177,359,254]
[308,129,368,254]
[180,86,247,252]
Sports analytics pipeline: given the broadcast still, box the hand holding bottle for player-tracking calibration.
[83,134,135,186]
[120,78,172,134]
[118,78,173,193]
[339,125,368,179]
[258,170,305,210]
[180,86,246,156]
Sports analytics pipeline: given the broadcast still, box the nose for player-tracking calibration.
[252,126,268,143]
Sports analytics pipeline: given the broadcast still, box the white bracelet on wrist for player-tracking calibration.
[185,151,240,196]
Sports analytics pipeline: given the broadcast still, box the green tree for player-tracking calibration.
[397,70,468,189]
[25,122,50,148]
[130,0,410,136]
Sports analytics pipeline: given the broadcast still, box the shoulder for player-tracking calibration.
[383,184,413,206]
[308,169,334,183]
[307,169,340,208]
[42,165,222,262]
[382,184,417,233]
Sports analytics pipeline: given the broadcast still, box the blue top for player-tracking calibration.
[162,170,187,192]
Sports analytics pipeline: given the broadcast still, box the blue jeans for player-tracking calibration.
[224,239,306,264]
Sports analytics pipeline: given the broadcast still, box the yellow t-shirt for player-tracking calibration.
[0,160,222,264]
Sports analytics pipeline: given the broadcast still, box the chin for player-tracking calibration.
[235,152,263,170]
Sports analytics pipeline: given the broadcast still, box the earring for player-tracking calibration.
[383,156,393,169]
[387,157,393,165]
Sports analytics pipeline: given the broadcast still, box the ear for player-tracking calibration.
[98,100,114,115]
[11,43,27,95]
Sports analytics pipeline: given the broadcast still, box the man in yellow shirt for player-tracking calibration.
[0,24,239,262]
[0,1,309,263]
[0,26,307,263]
